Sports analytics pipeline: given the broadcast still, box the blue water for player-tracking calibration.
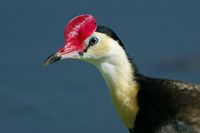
[0,0,200,133]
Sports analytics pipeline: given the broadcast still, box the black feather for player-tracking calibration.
[132,75,200,133]
[96,25,125,50]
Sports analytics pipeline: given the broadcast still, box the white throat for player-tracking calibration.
[93,44,139,129]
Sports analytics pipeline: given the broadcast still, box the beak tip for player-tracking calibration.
[43,61,50,66]
[43,53,61,66]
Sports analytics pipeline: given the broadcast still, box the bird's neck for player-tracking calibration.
[95,49,139,129]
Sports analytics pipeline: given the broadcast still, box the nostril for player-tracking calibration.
[59,48,65,53]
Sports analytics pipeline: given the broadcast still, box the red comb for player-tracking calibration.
[64,14,97,43]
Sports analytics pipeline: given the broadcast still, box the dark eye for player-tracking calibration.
[89,37,99,45]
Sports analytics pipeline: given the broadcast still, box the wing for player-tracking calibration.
[156,121,199,133]
[133,74,200,133]
[129,121,199,133]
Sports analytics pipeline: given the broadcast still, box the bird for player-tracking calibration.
[44,14,200,133]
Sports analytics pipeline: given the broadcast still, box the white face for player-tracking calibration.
[78,32,120,64]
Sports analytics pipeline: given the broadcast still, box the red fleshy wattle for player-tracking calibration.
[64,14,97,47]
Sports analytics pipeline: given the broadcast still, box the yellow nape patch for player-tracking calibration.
[112,82,139,129]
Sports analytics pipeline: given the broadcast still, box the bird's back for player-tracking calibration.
[131,75,200,133]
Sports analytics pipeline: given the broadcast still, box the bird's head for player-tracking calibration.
[44,14,125,66]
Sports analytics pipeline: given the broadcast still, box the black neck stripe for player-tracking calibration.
[96,25,125,50]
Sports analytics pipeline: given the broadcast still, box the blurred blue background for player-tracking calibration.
[0,0,200,133]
